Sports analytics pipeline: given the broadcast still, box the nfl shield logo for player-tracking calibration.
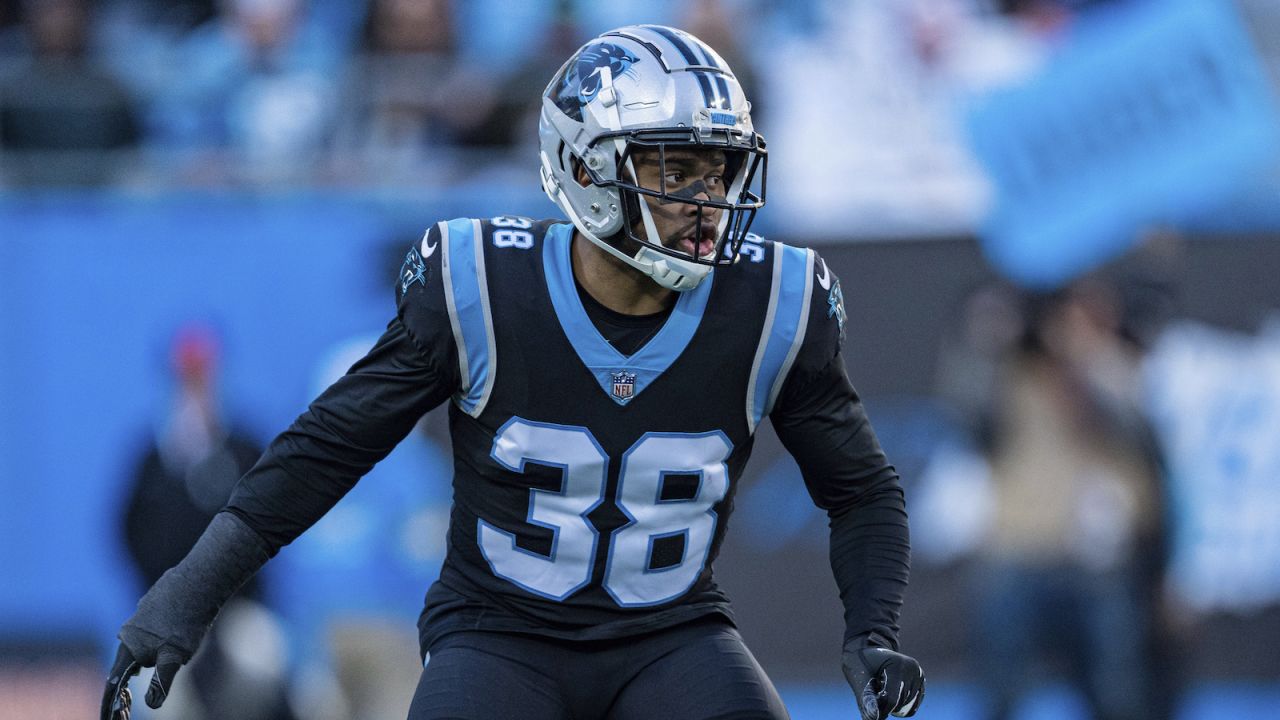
[611,370,636,402]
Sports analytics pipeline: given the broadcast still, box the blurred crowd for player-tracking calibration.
[933,243,1180,720]
[0,0,1183,194]
[0,0,754,188]
[908,227,1280,717]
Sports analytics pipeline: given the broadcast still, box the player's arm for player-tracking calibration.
[769,252,924,720]
[104,232,458,718]
[223,316,457,547]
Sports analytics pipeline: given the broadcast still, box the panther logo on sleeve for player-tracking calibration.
[827,276,847,342]
[815,255,846,341]
[400,245,428,293]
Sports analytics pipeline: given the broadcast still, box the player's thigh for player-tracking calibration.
[407,632,570,720]
[607,623,789,720]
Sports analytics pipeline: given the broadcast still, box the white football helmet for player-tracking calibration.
[539,25,767,291]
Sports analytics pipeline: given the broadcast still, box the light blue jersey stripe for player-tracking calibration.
[747,245,814,432]
[441,218,496,417]
[543,223,713,405]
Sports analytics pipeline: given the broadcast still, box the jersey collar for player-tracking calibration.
[543,222,713,405]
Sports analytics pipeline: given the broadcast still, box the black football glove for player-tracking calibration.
[841,639,926,720]
[101,645,138,720]
[102,512,271,719]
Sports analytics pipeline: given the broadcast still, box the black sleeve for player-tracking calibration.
[225,229,460,551]
[769,253,911,649]
[224,318,455,549]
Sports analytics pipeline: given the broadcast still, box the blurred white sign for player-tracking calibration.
[1144,318,1280,611]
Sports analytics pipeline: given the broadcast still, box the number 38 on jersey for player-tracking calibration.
[478,418,731,607]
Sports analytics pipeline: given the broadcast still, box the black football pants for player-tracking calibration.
[407,616,789,719]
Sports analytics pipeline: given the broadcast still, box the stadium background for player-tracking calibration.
[2,0,1280,718]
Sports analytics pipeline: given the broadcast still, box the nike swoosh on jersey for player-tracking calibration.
[422,234,439,259]
[815,257,831,290]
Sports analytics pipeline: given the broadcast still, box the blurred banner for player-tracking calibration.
[968,0,1280,287]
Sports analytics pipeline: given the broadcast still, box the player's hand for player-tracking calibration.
[841,642,925,719]
[101,645,140,720]
[107,561,221,714]
[110,587,205,714]
[107,633,191,713]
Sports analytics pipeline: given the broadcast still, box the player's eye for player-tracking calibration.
[664,171,686,187]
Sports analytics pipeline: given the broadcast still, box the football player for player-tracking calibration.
[104,25,924,720]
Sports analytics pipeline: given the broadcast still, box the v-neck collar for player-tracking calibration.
[542,223,714,405]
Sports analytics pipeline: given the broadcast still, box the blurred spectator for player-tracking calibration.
[0,0,24,56]
[101,0,218,33]
[121,322,294,720]
[448,13,581,154]
[993,0,1135,39]
[153,0,217,28]
[123,323,263,588]
[681,0,757,113]
[951,277,1174,720]
[149,0,343,184]
[0,0,140,186]
[365,0,453,55]
[569,0,681,37]
[331,0,468,181]
[330,0,536,184]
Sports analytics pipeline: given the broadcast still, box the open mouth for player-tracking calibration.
[676,225,718,260]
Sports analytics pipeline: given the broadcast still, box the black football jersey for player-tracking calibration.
[227,212,908,656]
[394,216,840,648]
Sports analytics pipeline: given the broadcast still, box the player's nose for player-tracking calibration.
[682,189,716,214]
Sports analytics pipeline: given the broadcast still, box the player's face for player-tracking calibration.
[630,147,728,260]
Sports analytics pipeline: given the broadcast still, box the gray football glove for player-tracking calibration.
[104,512,270,716]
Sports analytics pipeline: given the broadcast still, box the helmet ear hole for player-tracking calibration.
[570,156,592,188]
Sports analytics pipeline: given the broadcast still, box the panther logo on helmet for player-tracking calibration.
[552,42,639,121]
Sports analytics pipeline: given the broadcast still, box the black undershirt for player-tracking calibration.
[575,279,674,356]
